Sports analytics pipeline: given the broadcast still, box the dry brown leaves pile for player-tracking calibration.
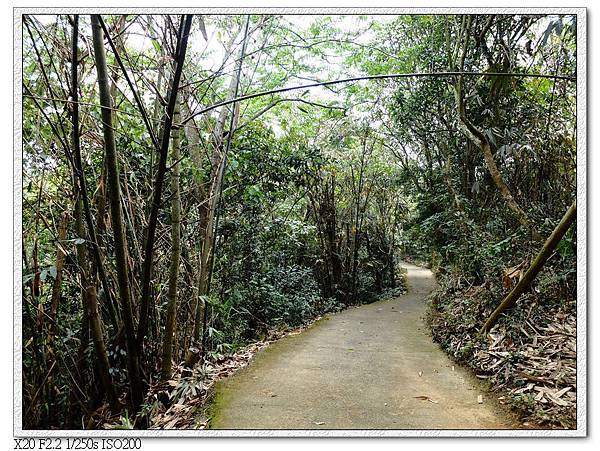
[146,340,271,430]
[428,277,576,429]
[96,341,272,429]
[476,312,576,428]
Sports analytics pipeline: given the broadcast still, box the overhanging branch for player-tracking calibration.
[181,70,575,125]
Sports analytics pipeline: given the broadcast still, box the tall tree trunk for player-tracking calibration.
[181,96,208,351]
[67,16,120,330]
[66,15,120,414]
[178,31,240,340]
[161,100,182,381]
[453,16,541,241]
[351,142,368,303]
[91,14,144,409]
[481,200,576,333]
[185,16,250,368]
[149,15,165,190]
[327,176,343,302]
[137,15,193,351]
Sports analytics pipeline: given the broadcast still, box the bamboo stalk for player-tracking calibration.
[91,13,143,409]
[161,99,182,381]
[481,200,577,334]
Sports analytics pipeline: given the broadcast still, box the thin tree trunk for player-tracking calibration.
[67,17,120,330]
[351,139,368,303]
[48,212,69,345]
[66,15,120,414]
[327,176,343,301]
[149,24,165,190]
[65,197,91,428]
[85,283,119,409]
[453,17,541,241]
[185,16,250,368]
[91,14,144,409]
[181,97,207,349]
[441,141,463,211]
[182,108,212,368]
[45,212,69,423]
[481,200,576,333]
[161,99,182,381]
[454,92,541,240]
[137,15,193,350]
[74,192,118,411]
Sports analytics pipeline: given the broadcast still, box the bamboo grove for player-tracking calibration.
[21,14,576,428]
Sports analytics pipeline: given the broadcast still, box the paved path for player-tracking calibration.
[209,263,516,430]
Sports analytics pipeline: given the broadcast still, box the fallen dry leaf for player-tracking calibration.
[414,395,438,404]
[503,260,527,289]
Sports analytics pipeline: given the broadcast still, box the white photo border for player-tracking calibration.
[13,6,587,438]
